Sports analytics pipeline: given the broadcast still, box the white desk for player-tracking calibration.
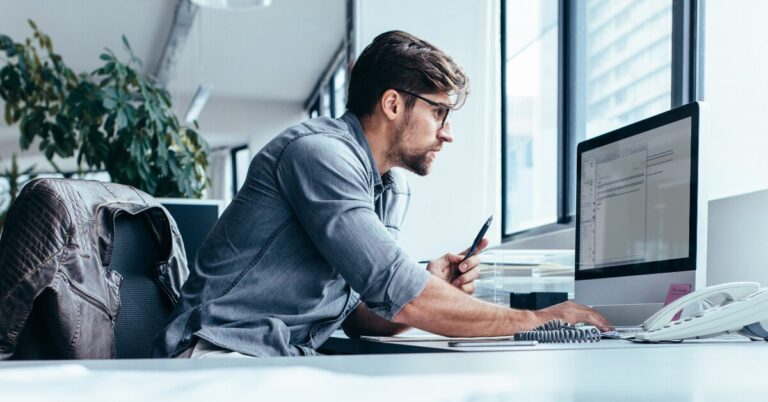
[2,341,767,401]
[320,329,753,354]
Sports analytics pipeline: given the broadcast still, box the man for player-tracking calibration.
[153,30,610,358]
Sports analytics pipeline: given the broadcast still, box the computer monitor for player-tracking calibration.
[158,198,224,271]
[574,102,707,326]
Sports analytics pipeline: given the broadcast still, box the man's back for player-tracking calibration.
[153,113,429,357]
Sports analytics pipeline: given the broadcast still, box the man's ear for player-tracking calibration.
[380,89,400,121]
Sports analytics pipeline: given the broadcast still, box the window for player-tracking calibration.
[332,64,347,118]
[321,90,332,117]
[309,98,321,118]
[502,0,701,238]
[503,0,559,233]
[231,145,250,195]
[575,0,673,141]
[0,176,9,215]
[305,44,348,118]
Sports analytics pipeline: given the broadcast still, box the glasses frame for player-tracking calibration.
[394,89,453,128]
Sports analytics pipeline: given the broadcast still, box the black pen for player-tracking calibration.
[461,215,493,262]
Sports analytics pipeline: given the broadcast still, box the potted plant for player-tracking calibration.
[0,20,209,199]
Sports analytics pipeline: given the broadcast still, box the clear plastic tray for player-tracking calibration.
[474,249,575,307]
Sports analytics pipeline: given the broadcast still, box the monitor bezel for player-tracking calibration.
[575,102,700,281]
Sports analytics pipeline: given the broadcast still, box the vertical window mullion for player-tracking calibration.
[557,0,569,223]
[328,77,336,118]
[672,0,702,105]
[500,0,509,236]
[231,146,241,196]
[671,0,690,106]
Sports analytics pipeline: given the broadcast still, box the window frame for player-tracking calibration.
[230,144,249,196]
[304,43,349,118]
[501,0,704,241]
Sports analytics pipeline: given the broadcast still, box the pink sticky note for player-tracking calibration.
[664,283,692,321]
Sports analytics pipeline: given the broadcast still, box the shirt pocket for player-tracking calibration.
[376,187,411,240]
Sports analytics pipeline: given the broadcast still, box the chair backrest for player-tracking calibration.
[111,212,173,359]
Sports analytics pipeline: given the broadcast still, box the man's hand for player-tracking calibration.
[426,237,489,295]
[535,301,613,332]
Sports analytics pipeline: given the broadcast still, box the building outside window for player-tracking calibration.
[503,0,678,237]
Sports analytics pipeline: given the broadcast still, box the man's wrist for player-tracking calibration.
[507,308,541,333]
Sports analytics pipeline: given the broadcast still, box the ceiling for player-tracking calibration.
[168,0,346,101]
[0,0,346,160]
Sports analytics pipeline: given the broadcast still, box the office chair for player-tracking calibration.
[111,212,174,359]
[0,178,187,360]
[11,213,172,359]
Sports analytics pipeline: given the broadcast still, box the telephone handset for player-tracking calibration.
[635,282,768,342]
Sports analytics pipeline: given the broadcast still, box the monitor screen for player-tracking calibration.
[159,199,223,270]
[576,102,701,281]
[579,117,691,269]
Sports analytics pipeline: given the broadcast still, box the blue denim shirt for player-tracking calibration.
[152,112,430,357]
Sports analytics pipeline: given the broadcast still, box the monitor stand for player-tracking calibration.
[590,303,664,327]
[575,270,697,327]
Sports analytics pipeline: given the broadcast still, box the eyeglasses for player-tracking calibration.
[394,89,452,129]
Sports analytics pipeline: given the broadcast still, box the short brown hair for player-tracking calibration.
[346,30,469,118]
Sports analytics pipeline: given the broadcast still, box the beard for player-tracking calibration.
[398,145,435,176]
[388,116,439,176]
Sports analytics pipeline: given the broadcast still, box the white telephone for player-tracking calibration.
[634,282,768,342]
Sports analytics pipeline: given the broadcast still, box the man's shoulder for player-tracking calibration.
[300,116,352,136]
[275,117,369,170]
[277,117,356,148]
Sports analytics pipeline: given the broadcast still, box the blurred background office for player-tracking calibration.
[0,0,766,262]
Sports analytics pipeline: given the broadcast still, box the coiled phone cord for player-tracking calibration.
[514,320,601,343]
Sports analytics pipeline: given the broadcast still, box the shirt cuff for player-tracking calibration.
[368,260,431,321]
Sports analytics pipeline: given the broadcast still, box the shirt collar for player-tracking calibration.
[340,112,391,191]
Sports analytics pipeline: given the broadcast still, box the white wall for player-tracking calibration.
[170,94,305,151]
[702,0,768,200]
[354,0,502,261]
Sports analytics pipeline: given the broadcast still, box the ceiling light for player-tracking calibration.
[184,85,212,124]
[190,0,272,10]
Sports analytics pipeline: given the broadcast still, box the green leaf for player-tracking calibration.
[3,103,11,124]
[0,34,13,50]
[44,144,55,160]
[5,44,17,58]
[121,35,131,52]
[41,35,52,51]
[102,96,117,110]
[0,65,22,94]
[116,108,127,130]
[18,109,43,150]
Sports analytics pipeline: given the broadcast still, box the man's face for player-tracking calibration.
[388,92,454,176]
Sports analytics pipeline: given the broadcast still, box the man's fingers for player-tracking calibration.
[459,282,476,295]
[445,253,464,264]
[589,309,613,331]
[452,266,481,287]
[576,304,612,331]
[458,254,482,273]
[545,301,613,332]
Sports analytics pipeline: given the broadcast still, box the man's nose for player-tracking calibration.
[438,121,453,143]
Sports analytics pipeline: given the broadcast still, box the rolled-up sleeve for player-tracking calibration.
[275,133,430,320]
